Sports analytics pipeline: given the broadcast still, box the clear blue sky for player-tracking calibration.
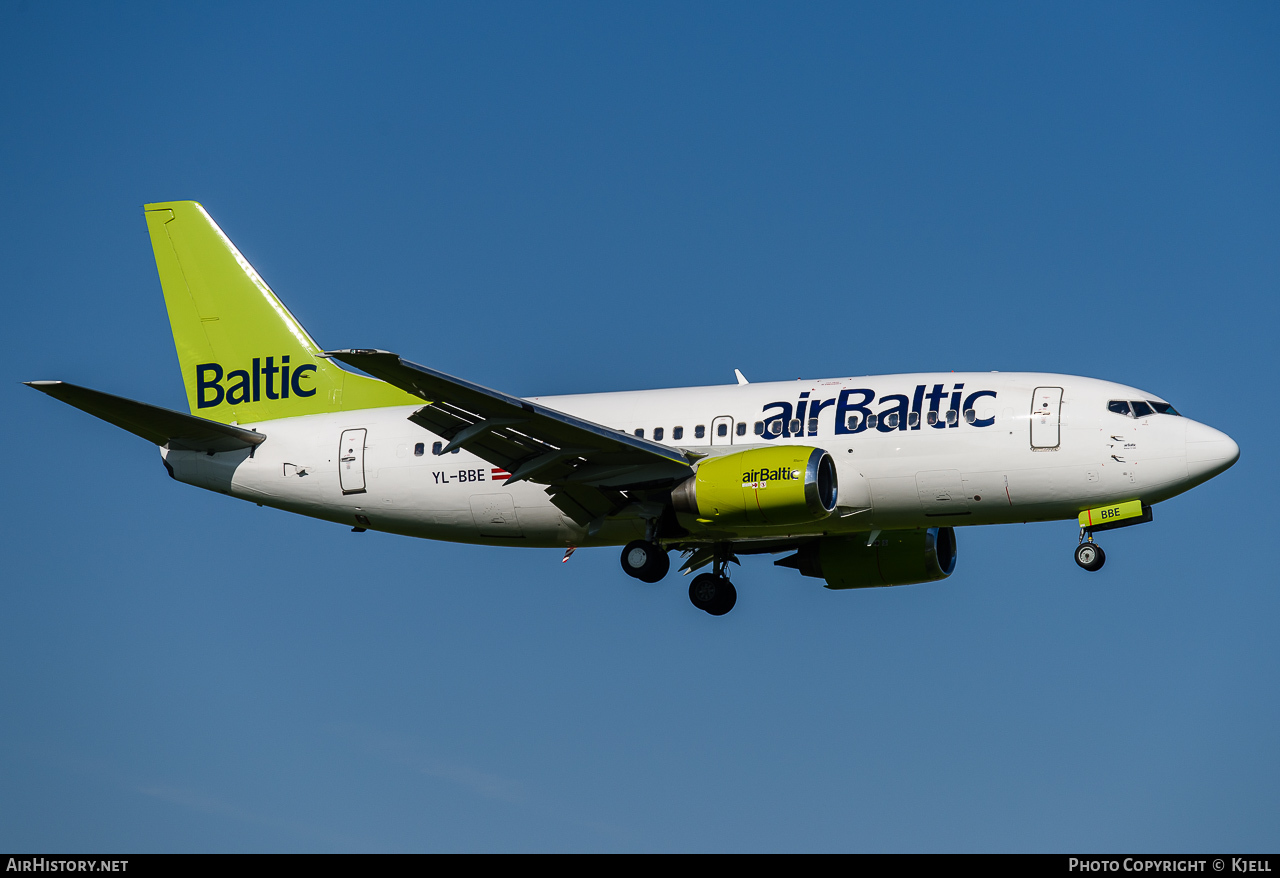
[2,1,1276,852]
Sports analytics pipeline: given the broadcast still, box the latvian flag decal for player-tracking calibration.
[491,468,511,482]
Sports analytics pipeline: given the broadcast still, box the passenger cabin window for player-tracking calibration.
[908,411,920,428]
[945,409,958,426]
[807,417,818,433]
[866,413,879,429]
[695,425,705,439]
[788,419,801,434]
[653,427,664,441]
[634,428,644,439]
[927,411,938,426]
[884,412,899,429]
[753,421,764,435]
[414,442,425,456]
[673,426,684,440]
[963,409,976,424]
[847,414,861,430]
[716,423,728,437]
[736,422,746,436]
[432,441,442,455]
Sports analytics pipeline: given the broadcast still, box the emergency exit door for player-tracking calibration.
[711,415,735,446]
[339,428,367,494]
[1030,387,1063,450]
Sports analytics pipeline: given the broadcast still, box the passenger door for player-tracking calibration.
[1030,387,1063,450]
[339,428,367,494]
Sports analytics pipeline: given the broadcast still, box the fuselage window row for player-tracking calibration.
[619,405,1035,444]
[422,401,1170,461]
[611,403,1034,450]
[631,425,699,443]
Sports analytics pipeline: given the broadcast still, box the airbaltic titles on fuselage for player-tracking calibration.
[759,383,998,437]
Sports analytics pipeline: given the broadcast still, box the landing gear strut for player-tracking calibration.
[620,539,670,583]
[1075,530,1106,572]
[688,545,737,615]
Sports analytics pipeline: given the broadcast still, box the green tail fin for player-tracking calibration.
[144,201,417,423]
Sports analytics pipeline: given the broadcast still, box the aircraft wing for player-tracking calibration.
[25,381,266,453]
[326,350,695,524]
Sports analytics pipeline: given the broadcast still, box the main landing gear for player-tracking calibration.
[1075,531,1106,572]
[618,538,737,616]
[689,572,736,616]
[688,545,737,616]
[620,539,670,583]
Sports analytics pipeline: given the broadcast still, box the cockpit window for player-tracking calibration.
[1109,399,1180,418]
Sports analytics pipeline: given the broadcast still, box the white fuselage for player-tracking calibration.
[162,372,1238,548]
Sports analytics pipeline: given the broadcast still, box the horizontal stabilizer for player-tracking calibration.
[25,381,266,453]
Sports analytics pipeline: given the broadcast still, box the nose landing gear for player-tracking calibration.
[1075,532,1106,572]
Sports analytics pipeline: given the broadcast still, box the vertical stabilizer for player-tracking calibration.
[144,201,417,423]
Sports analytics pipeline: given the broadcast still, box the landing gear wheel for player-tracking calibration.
[689,573,737,615]
[1075,542,1106,572]
[620,540,670,583]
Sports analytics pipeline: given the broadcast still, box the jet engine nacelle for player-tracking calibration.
[777,528,957,589]
[671,446,838,527]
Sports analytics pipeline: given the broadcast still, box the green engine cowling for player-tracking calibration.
[776,528,957,589]
[670,446,838,527]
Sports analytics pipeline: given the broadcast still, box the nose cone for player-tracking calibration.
[1185,420,1240,484]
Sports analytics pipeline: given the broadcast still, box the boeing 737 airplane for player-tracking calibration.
[28,202,1240,615]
